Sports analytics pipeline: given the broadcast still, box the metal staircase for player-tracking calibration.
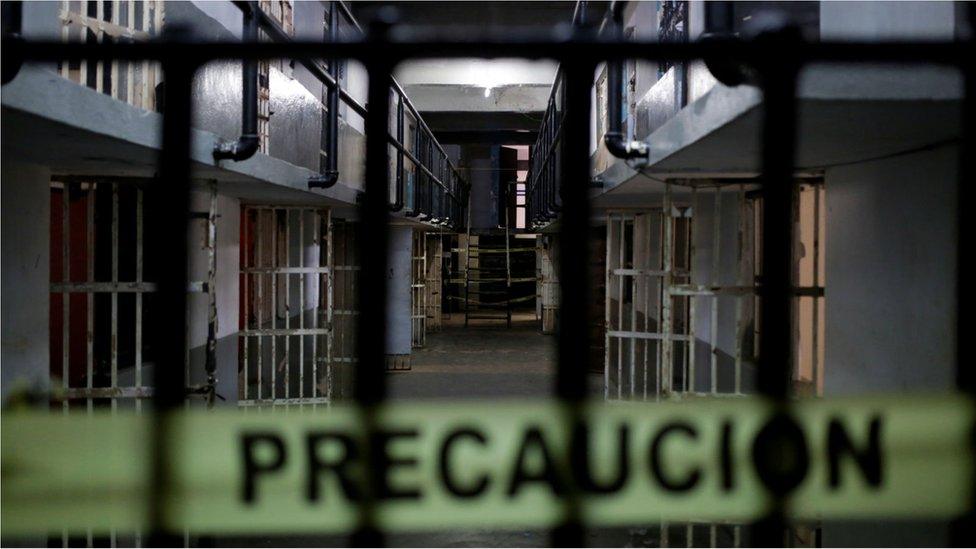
[464,232,536,328]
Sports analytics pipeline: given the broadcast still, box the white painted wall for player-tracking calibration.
[1,161,51,402]
[689,189,755,393]
[824,145,957,396]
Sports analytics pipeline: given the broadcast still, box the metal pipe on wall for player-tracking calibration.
[212,1,259,162]
[310,1,342,188]
[603,0,648,162]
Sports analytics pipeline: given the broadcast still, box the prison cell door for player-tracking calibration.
[426,232,443,332]
[50,180,218,412]
[330,219,359,398]
[412,230,427,347]
[239,206,333,407]
[605,198,700,401]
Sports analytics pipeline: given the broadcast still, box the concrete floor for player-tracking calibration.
[389,311,563,400]
[383,311,636,547]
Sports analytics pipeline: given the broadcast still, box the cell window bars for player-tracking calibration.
[58,0,163,111]
[6,17,974,547]
[239,206,333,408]
[49,179,218,411]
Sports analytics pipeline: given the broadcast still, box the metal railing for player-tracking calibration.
[3,12,974,547]
[217,1,469,228]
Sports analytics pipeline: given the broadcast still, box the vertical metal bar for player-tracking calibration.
[87,183,95,413]
[750,33,800,547]
[257,210,263,400]
[550,57,592,548]
[284,209,290,400]
[604,212,611,401]
[617,216,624,399]
[136,187,143,413]
[655,212,663,402]
[299,209,305,401]
[811,184,821,396]
[95,1,103,93]
[629,224,637,398]
[644,214,651,400]
[205,184,217,407]
[710,186,721,394]
[243,208,250,402]
[140,1,150,109]
[313,212,321,402]
[110,0,119,99]
[149,58,195,545]
[127,0,135,106]
[271,209,278,401]
[689,188,698,394]
[111,182,119,412]
[325,208,334,405]
[350,35,394,545]
[734,184,745,395]
[662,183,673,395]
[61,181,70,414]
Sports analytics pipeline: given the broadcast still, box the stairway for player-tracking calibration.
[464,233,536,328]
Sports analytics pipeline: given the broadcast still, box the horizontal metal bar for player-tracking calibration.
[669,285,756,296]
[612,268,668,277]
[607,330,693,342]
[241,267,330,274]
[667,285,824,297]
[57,386,154,399]
[51,281,206,293]
[7,36,970,67]
[239,328,330,336]
[238,397,330,407]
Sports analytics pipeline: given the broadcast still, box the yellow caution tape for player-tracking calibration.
[1,394,972,536]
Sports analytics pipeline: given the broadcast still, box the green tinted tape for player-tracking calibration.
[2,394,972,536]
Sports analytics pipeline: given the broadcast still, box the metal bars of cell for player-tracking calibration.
[411,230,427,348]
[7,21,973,548]
[57,0,163,112]
[49,179,218,410]
[602,182,798,402]
[239,206,333,407]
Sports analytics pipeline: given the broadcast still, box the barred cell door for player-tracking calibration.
[604,189,698,401]
[239,206,333,407]
[411,230,427,347]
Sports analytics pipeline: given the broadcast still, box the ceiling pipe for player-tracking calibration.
[602,1,650,166]
[213,1,260,162]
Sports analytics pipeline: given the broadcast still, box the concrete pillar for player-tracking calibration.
[386,225,413,368]
[2,160,51,404]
